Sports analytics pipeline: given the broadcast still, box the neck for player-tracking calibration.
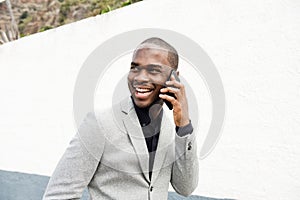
[131,97,163,126]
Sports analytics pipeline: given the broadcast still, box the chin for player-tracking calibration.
[134,97,162,109]
[134,100,152,108]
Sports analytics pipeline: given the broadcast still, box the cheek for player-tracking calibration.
[127,77,133,90]
[151,76,166,86]
[127,75,133,84]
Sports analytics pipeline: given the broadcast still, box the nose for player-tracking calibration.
[134,69,149,83]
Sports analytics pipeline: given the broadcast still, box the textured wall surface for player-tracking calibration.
[0,0,299,199]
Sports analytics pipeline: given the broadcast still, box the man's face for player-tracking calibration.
[128,47,173,108]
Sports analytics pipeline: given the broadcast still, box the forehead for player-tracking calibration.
[132,47,170,67]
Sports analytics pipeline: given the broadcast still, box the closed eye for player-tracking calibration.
[130,63,140,72]
[147,65,162,73]
[129,63,163,74]
[148,68,161,73]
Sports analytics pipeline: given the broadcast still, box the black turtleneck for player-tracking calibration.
[132,97,193,180]
[133,99,162,181]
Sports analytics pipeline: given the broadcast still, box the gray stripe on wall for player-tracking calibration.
[0,170,233,200]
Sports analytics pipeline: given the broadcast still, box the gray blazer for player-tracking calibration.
[43,97,199,200]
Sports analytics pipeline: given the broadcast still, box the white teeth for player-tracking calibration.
[136,87,151,93]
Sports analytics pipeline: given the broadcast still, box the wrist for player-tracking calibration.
[176,119,190,127]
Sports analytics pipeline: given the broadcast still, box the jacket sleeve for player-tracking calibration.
[43,112,105,200]
[170,123,199,197]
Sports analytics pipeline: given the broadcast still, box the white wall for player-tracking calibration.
[1,0,300,199]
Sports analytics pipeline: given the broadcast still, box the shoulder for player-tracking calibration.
[77,98,130,158]
[76,109,110,160]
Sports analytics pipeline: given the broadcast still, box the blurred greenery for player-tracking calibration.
[59,0,142,23]
[19,11,29,20]
[14,0,142,38]
[18,14,33,34]
[39,26,54,32]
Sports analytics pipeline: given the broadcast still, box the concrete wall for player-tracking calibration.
[0,0,299,199]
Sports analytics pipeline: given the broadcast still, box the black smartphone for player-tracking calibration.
[162,70,180,110]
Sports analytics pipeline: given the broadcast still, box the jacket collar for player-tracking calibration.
[120,97,175,184]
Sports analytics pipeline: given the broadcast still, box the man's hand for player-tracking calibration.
[159,74,190,127]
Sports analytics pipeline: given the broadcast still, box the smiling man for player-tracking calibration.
[128,43,171,108]
[43,37,199,200]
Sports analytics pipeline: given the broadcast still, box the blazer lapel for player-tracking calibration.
[151,109,175,183]
[121,98,150,183]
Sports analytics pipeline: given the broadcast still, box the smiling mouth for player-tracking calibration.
[134,87,154,99]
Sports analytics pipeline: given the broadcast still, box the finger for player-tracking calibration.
[160,86,183,100]
[159,93,179,106]
[166,75,182,88]
[162,83,185,99]
[160,87,180,96]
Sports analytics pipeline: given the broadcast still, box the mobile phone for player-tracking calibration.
[162,70,180,110]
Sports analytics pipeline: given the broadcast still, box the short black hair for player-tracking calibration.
[137,37,179,70]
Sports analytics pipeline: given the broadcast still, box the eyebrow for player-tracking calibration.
[131,62,163,69]
[131,62,139,66]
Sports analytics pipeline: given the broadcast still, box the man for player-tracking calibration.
[43,37,199,200]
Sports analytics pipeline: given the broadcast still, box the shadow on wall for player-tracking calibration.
[0,170,234,200]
